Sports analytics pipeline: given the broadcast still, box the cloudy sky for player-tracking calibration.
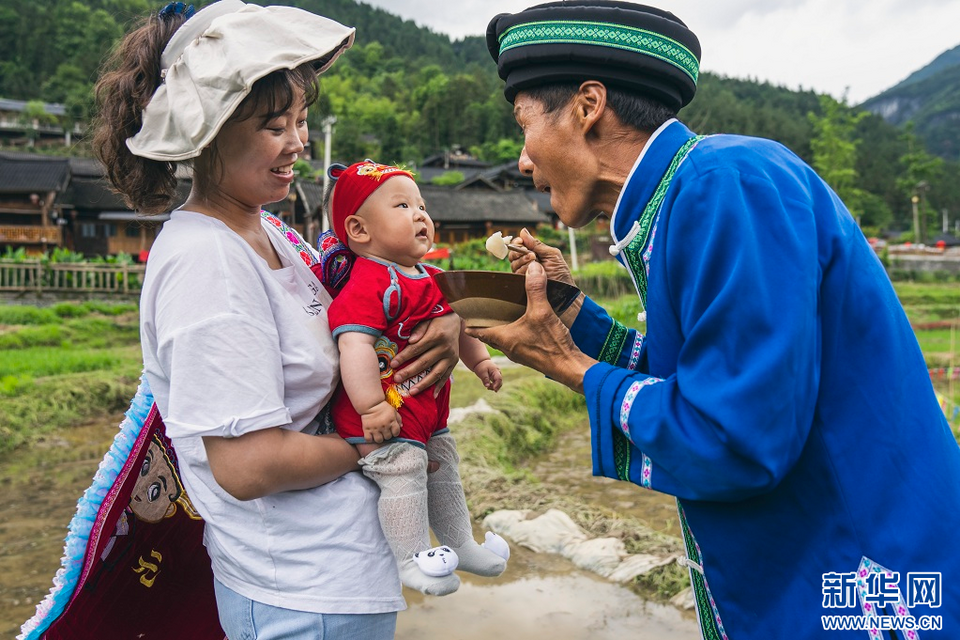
[364,0,960,104]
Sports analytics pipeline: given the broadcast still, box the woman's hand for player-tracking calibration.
[390,313,460,397]
[509,228,576,287]
[467,261,596,393]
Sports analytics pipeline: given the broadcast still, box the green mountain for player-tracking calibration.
[894,45,960,90]
[285,0,491,70]
[3,0,958,237]
[861,44,960,161]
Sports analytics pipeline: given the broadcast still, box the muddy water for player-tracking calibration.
[0,414,698,640]
[397,529,696,640]
[397,423,697,639]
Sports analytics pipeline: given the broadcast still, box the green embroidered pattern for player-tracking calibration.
[622,135,704,310]
[678,505,726,640]
[612,430,631,481]
[598,320,629,365]
[600,135,707,521]
[499,20,699,83]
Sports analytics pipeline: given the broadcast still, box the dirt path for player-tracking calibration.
[0,411,699,640]
[0,417,122,639]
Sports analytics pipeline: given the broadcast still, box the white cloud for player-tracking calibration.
[362,0,960,104]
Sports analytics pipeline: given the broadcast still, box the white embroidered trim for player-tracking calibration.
[627,333,644,371]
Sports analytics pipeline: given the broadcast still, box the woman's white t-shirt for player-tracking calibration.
[140,210,403,613]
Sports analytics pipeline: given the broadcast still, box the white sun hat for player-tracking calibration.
[126,0,355,161]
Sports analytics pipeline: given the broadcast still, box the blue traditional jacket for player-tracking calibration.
[573,119,960,639]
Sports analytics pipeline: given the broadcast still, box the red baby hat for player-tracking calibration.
[329,160,414,245]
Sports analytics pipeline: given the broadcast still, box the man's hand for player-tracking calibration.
[361,401,402,443]
[509,228,577,287]
[467,261,596,393]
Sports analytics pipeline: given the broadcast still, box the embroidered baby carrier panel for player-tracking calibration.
[21,213,320,640]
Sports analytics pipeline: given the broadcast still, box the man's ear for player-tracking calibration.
[344,215,370,245]
[574,81,607,134]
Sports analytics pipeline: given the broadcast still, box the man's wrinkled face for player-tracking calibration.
[514,92,598,228]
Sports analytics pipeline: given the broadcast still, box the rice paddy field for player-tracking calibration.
[0,283,957,635]
[0,281,957,456]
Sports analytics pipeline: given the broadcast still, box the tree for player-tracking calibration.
[897,126,944,244]
[471,138,523,164]
[808,94,868,222]
[430,171,465,186]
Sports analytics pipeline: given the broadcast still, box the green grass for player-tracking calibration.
[0,303,142,456]
[449,365,540,409]
[892,281,960,304]
[454,376,588,475]
[0,346,125,378]
[596,295,646,331]
[0,364,142,454]
[0,305,58,325]
[0,279,956,456]
[0,324,66,349]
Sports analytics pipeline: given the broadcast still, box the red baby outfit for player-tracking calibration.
[326,256,452,445]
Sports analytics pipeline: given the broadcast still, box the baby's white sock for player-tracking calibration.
[361,443,461,595]
[426,433,508,577]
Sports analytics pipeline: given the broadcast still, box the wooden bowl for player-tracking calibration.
[433,270,581,328]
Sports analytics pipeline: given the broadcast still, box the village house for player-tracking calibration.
[0,151,69,252]
[60,158,191,259]
[0,99,83,148]
[414,147,493,184]
[0,151,559,259]
[419,184,549,244]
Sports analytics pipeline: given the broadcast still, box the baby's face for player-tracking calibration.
[354,176,435,267]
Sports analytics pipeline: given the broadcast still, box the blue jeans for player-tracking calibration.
[214,579,397,640]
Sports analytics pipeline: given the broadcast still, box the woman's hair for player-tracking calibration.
[93,13,187,214]
[522,82,677,134]
[93,12,322,214]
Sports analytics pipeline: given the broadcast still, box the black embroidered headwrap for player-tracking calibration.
[486,0,700,109]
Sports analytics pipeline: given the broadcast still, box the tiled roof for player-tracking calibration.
[524,189,556,215]
[0,152,70,193]
[62,177,191,213]
[60,177,129,210]
[419,185,550,224]
[67,156,105,178]
[297,180,325,214]
[420,153,492,169]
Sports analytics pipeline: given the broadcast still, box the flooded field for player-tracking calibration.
[0,408,697,640]
[399,547,696,639]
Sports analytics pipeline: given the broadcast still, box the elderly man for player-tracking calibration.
[472,1,960,637]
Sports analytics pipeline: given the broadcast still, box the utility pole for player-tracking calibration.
[914,180,930,245]
[911,194,920,244]
[567,225,579,271]
[321,115,337,233]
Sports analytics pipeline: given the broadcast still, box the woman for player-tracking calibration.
[92,2,461,638]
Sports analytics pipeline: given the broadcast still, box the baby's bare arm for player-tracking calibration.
[460,327,502,391]
[338,332,401,442]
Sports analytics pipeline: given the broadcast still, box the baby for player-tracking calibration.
[320,160,510,596]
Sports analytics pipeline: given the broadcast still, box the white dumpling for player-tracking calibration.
[485,231,514,260]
